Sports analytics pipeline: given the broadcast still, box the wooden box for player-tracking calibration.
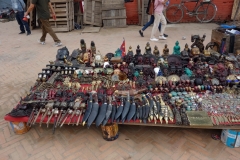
[211,29,240,54]
[83,0,102,26]
[102,8,127,28]
[50,0,74,32]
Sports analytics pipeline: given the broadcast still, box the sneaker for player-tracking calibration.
[164,34,168,37]
[139,30,144,37]
[54,42,62,47]
[19,32,25,34]
[150,38,159,42]
[159,35,167,40]
[27,32,31,36]
[38,40,46,45]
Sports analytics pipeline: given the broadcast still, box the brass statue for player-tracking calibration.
[162,44,169,59]
[190,46,200,57]
[127,46,134,56]
[184,43,191,54]
[145,42,151,54]
[153,45,160,57]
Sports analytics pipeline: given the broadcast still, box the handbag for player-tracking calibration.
[148,0,155,15]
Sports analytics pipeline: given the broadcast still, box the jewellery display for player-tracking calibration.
[5,37,240,133]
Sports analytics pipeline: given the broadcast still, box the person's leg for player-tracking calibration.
[142,15,154,31]
[159,13,167,39]
[139,15,155,37]
[18,11,31,34]
[159,23,168,37]
[15,12,25,33]
[40,19,47,42]
[159,13,167,35]
[40,19,61,43]
[150,13,161,40]
[158,23,161,32]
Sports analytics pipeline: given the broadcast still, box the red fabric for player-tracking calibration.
[120,39,126,57]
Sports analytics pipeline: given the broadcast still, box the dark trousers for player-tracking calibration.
[142,15,161,31]
[39,19,61,42]
[15,11,31,33]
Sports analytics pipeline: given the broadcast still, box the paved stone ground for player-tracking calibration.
[0,21,239,160]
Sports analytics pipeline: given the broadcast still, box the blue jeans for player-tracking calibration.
[142,15,161,31]
[15,11,31,33]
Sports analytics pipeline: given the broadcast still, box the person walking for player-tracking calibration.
[139,0,169,38]
[24,0,62,46]
[11,0,31,35]
[150,0,168,42]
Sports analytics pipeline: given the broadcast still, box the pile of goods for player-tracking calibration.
[6,35,240,134]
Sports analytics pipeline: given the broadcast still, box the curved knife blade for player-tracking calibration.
[82,93,93,126]
[95,95,108,127]
[87,94,99,128]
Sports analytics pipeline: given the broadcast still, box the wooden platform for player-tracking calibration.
[4,115,240,130]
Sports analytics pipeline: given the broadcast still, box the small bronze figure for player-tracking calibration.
[162,44,169,59]
[184,43,191,54]
[145,42,151,54]
[153,45,160,57]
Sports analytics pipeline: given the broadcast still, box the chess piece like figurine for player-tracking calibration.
[145,42,151,54]
[127,46,134,56]
[173,41,181,55]
[162,44,169,59]
[91,41,96,57]
[136,45,141,55]
[184,43,191,54]
[153,45,160,57]
[80,39,86,53]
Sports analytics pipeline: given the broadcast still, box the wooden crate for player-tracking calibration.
[50,0,74,32]
[83,0,102,26]
[211,29,240,54]
[102,0,124,9]
[102,8,127,28]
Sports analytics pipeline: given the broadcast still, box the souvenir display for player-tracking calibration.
[5,36,240,134]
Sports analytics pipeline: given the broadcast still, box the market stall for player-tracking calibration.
[4,28,240,141]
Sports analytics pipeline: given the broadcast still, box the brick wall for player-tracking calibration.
[125,0,234,25]
[125,0,140,25]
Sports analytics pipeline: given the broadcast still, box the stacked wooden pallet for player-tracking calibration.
[50,0,74,32]
[102,0,127,28]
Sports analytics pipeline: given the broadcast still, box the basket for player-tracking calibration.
[101,123,119,141]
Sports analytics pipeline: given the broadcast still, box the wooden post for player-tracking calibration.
[141,0,144,26]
